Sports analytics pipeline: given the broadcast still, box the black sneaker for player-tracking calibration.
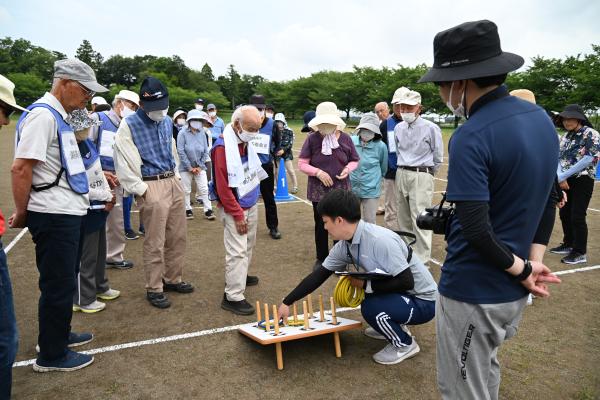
[146,292,171,309]
[186,210,194,220]
[204,210,216,220]
[163,280,195,293]
[550,243,572,255]
[125,230,139,240]
[269,228,282,239]
[138,226,145,236]
[246,275,259,286]
[221,294,255,315]
[33,350,94,373]
[106,260,134,270]
[561,252,587,265]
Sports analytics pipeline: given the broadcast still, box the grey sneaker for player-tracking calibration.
[550,243,572,255]
[73,300,106,314]
[372,340,420,365]
[364,327,386,340]
[561,252,587,265]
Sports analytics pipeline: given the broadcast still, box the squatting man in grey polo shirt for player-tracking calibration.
[277,189,437,365]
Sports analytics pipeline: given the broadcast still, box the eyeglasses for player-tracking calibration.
[72,80,95,98]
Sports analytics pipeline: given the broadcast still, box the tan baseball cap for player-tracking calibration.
[0,74,28,112]
[391,87,410,104]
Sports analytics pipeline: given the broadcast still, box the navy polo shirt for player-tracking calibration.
[440,85,559,304]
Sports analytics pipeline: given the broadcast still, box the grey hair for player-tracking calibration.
[231,105,257,124]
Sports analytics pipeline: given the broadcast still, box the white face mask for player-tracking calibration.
[446,82,466,118]
[147,108,168,122]
[189,121,202,130]
[265,112,274,119]
[195,104,204,111]
[318,123,337,135]
[359,130,375,142]
[208,111,217,117]
[401,112,417,124]
[120,104,135,118]
[176,118,186,126]
[239,131,257,142]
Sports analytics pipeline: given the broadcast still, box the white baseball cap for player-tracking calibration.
[115,89,140,107]
[396,90,421,106]
[91,96,108,105]
[391,87,410,104]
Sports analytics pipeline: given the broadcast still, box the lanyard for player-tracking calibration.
[345,242,360,272]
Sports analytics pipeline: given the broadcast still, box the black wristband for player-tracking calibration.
[513,259,533,281]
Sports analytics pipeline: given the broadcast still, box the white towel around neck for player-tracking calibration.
[222,123,268,188]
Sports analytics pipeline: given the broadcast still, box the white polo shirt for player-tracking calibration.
[15,92,89,216]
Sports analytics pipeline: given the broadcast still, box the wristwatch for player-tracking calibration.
[514,259,533,281]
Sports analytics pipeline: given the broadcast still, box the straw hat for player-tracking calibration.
[308,102,346,130]
[0,74,27,112]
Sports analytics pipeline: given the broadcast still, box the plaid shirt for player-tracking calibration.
[559,126,600,177]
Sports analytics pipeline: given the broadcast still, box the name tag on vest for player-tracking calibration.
[387,131,396,153]
[249,133,270,155]
[61,131,85,175]
[237,161,260,198]
[100,130,116,158]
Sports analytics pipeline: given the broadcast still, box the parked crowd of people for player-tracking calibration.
[1,18,598,400]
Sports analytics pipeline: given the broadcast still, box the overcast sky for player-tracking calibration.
[1,0,598,81]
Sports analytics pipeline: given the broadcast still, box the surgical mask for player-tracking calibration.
[147,108,168,122]
[239,131,257,143]
[176,118,186,126]
[318,123,337,135]
[189,121,202,130]
[195,104,204,111]
[265,112,274,119]
[120,104,135,118]
[208,111,217,117]
[359,130,375,142]
[257,109,265,118]
[446,82,466,118]
[401,112,417,124]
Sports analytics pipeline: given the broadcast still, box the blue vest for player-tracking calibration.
[210,138,260,209]
[16,103,89,194]
[386,116,400,171]
[126,109,176,177]
[257,117,274,164]
[96,111,119,171]
[79,139,109,233]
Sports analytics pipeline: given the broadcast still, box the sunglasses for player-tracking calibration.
[72,80,96,98]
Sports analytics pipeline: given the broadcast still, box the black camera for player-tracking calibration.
[416,193,455,235]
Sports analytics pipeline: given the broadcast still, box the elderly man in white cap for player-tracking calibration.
[393,89,443,264]
[379,87,409,231]
[91,96,110,112]
[0,74,27,397]
[211,105,267,315]
[11,59,108,372]
[113,77,194,309]
[88,89,140,268]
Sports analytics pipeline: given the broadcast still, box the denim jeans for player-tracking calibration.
[0,242,18,400]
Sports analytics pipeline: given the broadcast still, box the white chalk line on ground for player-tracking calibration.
[12,307,359,368]
[13,262,600,368]
[4,228,28,255]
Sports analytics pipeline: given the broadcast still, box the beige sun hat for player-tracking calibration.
[308,102,346,130]
[115,89,140,107]
[396,89,422,106]
[510,89,536,104]
[391,87,410,104]
[0,74,28,112]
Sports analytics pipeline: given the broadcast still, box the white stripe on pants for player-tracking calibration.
[219,205,258,302]
[181,170,212,211]
[395,169,433,263]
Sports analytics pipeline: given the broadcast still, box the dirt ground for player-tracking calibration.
[1,120,599,400]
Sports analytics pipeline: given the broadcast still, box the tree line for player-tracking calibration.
[1,37,599,120]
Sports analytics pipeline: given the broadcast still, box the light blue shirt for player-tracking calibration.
[176,126,210,172]
[394,117,443,172]
[350,136,388,199]
[208,117,225,139]
[323,220,437,301]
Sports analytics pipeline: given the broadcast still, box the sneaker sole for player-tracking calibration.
[373,344,420,365]
[105,264,134,270]
[205,216,216,220]
[220,302,254,315]
[33,357,94,373]
[97,294,120,301]
[562,258,587,265]
[73,305,105,314]
[125,236,139,240]
[550,250,571,255]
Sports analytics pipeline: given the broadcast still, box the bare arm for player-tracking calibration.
[9,158,38,228]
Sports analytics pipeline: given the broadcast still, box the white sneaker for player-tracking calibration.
[97,288,120,301]
[372,340,420,365]
[73,300,106,314]
[526,293,533,305]
[364,327,387,340]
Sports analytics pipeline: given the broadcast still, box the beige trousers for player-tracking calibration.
[106,184,126,263]
[395,169,434,263]
[138,177,187,292]
[383,178,400,231]
[219,205,258,302]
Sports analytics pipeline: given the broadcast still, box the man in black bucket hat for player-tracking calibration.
[420,20,562,399]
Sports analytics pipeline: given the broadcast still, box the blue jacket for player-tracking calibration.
[177,126,210,172]
[350,136,388,199]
